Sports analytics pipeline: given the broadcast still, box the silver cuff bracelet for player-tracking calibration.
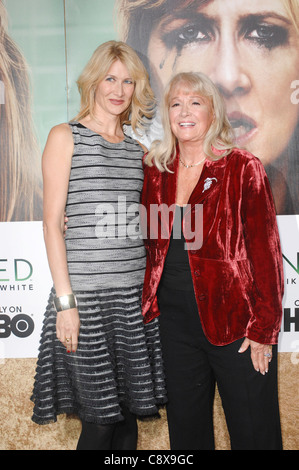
[53,293,77,312]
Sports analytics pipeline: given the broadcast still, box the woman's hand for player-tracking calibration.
[56,308,80,353]
[239,338,272,375]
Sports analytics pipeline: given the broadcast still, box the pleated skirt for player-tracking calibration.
[31,286,167,425]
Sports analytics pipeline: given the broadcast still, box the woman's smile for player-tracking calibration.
[109,99,126,106]
[179,121,196,127]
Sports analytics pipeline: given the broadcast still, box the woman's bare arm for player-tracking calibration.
[42,123,80,352]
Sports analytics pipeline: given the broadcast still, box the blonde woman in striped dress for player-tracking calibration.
[31,41,166,450]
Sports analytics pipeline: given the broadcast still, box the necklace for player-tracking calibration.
[179,155,206,168]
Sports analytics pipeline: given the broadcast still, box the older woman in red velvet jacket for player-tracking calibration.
[140,72,284,450]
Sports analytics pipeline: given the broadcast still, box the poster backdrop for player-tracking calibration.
[0,0,298,358]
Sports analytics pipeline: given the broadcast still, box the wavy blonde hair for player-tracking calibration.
[145,72,234,172]
[74,40,155,135]
[0,1,42,221]
[282,0,299,32]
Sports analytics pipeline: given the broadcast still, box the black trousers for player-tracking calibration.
[158,285,283,450]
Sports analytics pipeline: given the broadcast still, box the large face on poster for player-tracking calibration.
[118,0,299,216]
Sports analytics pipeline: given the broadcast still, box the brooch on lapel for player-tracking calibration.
[202,177,217,193]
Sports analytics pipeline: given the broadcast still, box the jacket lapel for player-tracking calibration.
[161,155,179,208]
[188,157,226,206]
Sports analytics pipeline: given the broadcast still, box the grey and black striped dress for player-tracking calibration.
[31,122,167,425]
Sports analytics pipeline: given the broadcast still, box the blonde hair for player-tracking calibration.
[281,0,299,32]
[74,40,155,135]
[145,72,234,172]
[0,1,42,221]
[116,0,197,43]
[117,0,299,38]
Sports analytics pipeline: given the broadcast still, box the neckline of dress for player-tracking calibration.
[73,121,127,144]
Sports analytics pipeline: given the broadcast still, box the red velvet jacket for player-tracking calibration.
[140,148,284,346]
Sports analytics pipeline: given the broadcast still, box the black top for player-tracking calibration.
[160,205,194,291]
